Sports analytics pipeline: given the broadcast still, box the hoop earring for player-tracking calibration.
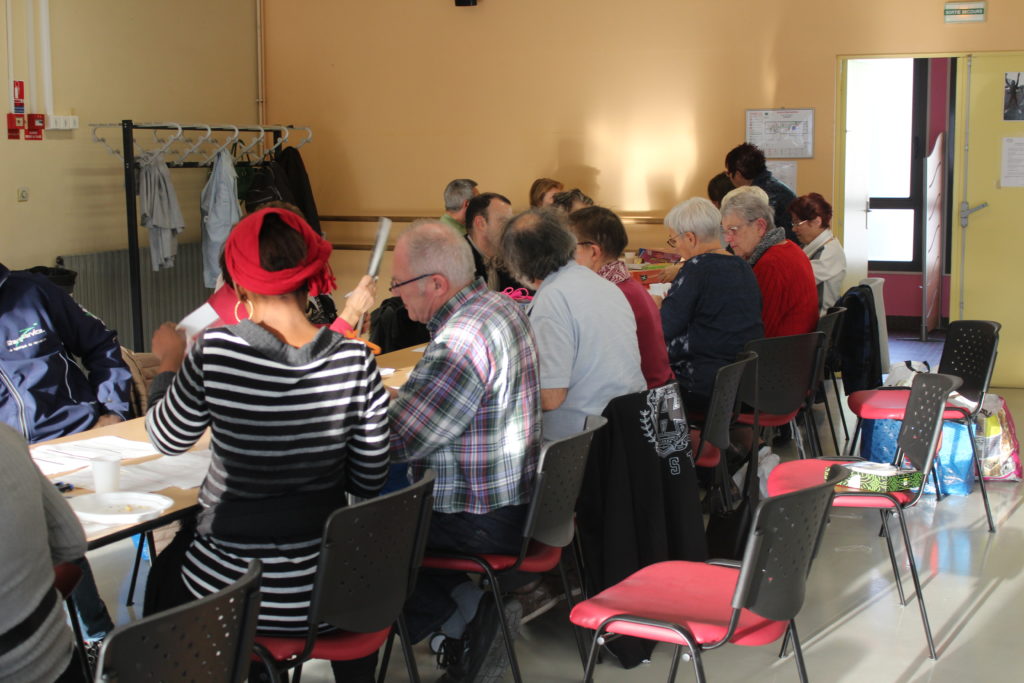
[233,299,255,321]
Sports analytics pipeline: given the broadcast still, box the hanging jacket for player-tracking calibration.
[200,150,242,288]
[835,285,883,394]
[277,146,322,235]
[0,264,131,443]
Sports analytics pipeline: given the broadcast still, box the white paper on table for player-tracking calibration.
[62,450,212,493]
[412,345,427,352]
[379,367,396,377]
[31,436,159,475]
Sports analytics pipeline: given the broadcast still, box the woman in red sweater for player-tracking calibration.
[569,206,674,388]
[720,186,818,337]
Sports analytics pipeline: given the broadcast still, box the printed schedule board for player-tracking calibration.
[745,108,814,159]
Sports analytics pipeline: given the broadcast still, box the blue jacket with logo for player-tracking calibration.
[0,263,131,443]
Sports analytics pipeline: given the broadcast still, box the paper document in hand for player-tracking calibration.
[178,284,246,346]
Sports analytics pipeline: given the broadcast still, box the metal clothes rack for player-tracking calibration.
[92,120,312,350]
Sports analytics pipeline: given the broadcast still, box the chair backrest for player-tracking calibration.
[97,561,262,683]
[817,306,847,374]
[897,373,961,475]
[937,320,1000,407]
[525,414,608,548]
[732,466,848,622]
[310,471,435,633]
[702,352,757,452]
[742,332,824,415]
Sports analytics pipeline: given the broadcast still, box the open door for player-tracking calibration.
[921,133,944,339]
[839,60,872,292]
[955,53,1024,386]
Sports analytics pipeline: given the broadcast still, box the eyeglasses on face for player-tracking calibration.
[666,236,678,248]
[723,220,754,235]
[577,240,596,247]
[389,272,437,292]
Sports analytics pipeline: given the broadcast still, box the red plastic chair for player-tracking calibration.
[420,416,607,683]
[767,372,959,660]
[737,332,825,459]
[569,464,847,682]
[692,352,757,512]
[253,473,436,683]
[845,320,999,532]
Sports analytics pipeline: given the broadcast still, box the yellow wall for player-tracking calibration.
[0,0,258,269]
[263,1,1024,223]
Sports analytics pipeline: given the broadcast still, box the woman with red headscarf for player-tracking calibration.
[144,208,390,681]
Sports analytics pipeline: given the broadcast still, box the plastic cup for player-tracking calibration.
[92,454,122,493]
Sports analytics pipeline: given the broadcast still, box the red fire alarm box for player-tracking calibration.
[6,112,24,140]
[25,113,45,140]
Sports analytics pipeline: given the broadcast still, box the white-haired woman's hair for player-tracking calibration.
[719,186,775,230]
[664,197,723,244]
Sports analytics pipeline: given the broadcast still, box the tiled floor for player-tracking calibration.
[90,387,1024,682]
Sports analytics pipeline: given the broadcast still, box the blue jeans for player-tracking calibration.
[404,505,528,643]
[72,557,115,640]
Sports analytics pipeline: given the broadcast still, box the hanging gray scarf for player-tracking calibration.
[747,226,786,266]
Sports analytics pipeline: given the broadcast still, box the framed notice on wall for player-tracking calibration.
[745,108,814,158]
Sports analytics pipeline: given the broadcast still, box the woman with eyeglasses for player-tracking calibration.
[789,193,846,315]
[144,208,390,682]
[569,206,673,389]
[660,197,762,414]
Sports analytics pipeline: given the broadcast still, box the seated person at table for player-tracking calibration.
[661,198,763,414]
[441,178,479,235]
[721,186,818,338]
[0,424,90,683]
[464,192,522,292]
[0,261,125,651]
[501,208,645,441]
[386,220,541,683]
[550,188,594,215]
[528,177,563,208]
[724,142,797,242]
[790,192,847,315]
[707,171,735,208]
[568,205,673,389]
[144,208,390,682]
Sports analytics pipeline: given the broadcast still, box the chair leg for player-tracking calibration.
[377,630,395,683]
[845,416,864,457]
[792,418,808,460]
[965,420,997,533]
[788,621,809,683]
[806,403,824,458]
[64,596,92,680]
[830,373,849,443]
[822,389,842,456]
[894,505,937,659]
[879,510,908,606]
[396,614,421,683]
[126,534,147,607]
[556,553,590,669]
[778,627,790,657]
[582,629,603,683]
[666,644,682,683]
[481,565,523,683]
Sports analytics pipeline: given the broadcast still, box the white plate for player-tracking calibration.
[69,492,174,524]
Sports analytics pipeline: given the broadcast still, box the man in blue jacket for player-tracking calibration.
[0,263,131,443]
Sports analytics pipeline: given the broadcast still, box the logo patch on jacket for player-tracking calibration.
[6,322,46,351]
[639,383,690,461]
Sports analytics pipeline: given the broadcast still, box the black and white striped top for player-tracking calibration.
[146,322,390,633]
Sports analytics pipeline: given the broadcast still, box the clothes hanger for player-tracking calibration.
[201,124,241,165]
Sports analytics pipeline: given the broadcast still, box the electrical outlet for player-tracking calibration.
[17,187,29,202]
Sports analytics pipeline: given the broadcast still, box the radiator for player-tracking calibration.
[60,242,210,350]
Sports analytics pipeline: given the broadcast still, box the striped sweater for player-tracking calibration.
[146,322,390,633]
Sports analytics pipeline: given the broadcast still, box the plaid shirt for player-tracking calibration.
[389,280,541,514]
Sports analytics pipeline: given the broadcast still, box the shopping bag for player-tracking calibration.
[860,418,976,496]
[978,394,1022,481]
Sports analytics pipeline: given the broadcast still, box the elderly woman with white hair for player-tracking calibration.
[660,197,763,414]
[720,186,818,338]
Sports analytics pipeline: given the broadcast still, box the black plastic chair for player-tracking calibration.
[692,352,757,512]
[96,560,262,682]
[738,332,825,460]
[253,472,436,683]
[768,373,960,659]
[570,464,848,683]
[847,320,1000,532]
[816,307,848,455]
[421,416,608,683]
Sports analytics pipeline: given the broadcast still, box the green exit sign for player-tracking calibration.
[945,1,987,23]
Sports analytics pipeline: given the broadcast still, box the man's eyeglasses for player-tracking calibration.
[666,237,678,248]
[792,219,808,228]
[389,273,437,292]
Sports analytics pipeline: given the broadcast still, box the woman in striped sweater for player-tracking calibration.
[144,208,390,681]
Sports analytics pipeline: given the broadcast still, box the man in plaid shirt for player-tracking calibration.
[388,219,541,682]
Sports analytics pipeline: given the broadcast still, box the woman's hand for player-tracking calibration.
[656,263,683,283]
[151,322,186,373]
[340,275,378,329]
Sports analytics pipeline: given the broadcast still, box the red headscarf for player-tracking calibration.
[223,208,336,296]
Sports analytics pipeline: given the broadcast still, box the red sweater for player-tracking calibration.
[617,278,674,388]
[753,241,819,338]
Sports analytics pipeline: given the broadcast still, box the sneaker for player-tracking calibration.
[458,597,523,683]
[432,634,466,671]
[519,576,563,624]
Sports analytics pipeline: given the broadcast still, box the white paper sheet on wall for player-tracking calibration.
[1000,137,1024,187]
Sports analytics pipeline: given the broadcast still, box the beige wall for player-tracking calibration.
[262,1,1024,228]
[1,0,258,269]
